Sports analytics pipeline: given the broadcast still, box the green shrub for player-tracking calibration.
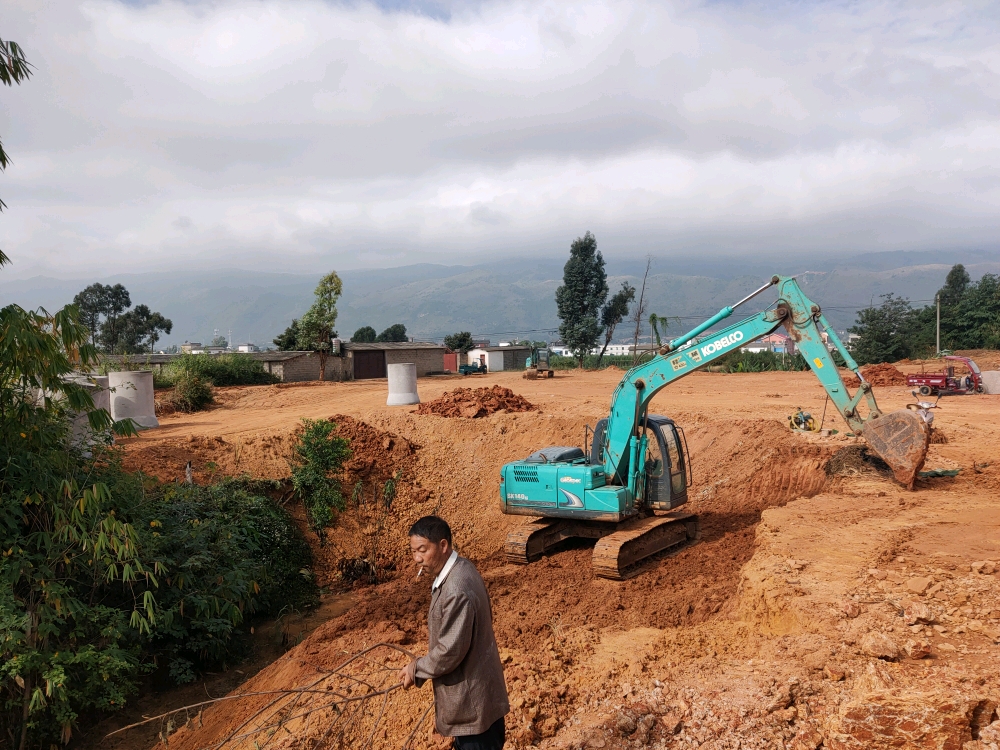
[161,353,278,387]
[169,371,214,411]
[99,469,317,684]
[290,419,351,538]
[1,439,318,744]
[0,303,314,744]
[0,303,150,747]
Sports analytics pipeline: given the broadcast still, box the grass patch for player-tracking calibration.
[159,353,278,387]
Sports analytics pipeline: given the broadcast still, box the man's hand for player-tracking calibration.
[397,659,417,689]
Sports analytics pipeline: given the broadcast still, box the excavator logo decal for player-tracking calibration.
[559,489,584,508]
[700,331,744,357]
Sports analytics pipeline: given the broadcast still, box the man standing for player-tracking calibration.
[398,516,509,750]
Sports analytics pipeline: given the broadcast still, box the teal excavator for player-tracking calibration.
[500,276,930,579]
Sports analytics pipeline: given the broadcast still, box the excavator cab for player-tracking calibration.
[589,415,690,511]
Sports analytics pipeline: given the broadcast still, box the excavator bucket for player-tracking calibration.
[862,410,931,490]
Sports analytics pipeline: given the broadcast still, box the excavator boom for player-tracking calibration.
[599,276,928,488]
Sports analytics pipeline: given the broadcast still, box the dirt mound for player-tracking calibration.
[329,414,417,488]
[845,363,907,387]
[414,385,537,418]
[294,416,421,589]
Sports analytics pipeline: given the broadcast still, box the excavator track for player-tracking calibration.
[592,513,699,580]
[504,519,608,565]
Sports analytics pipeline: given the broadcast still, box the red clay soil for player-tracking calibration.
[329,413,418,489]
[845,363,907,387]
[414,385,538,418]
[112,371,1000,750]
[160,418,841,750]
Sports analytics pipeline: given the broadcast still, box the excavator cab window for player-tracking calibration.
[642,426,664,478]
[663,425,687,499]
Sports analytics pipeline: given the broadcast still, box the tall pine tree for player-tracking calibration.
[555,232,608,367]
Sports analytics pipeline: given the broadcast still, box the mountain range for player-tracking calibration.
[2,249,998,348]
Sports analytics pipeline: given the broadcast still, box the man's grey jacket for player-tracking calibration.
[414,555,509,736]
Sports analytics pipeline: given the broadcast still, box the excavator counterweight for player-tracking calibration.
[500,276,931,578]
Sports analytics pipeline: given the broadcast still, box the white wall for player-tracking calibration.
[467,348,505,371]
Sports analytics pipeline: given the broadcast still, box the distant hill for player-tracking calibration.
[3,250,998,347]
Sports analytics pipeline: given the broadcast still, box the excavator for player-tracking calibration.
[500,276,931,579]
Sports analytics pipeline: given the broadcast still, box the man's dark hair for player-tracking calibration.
[408,515,452,545]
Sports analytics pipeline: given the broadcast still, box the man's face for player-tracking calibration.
[409,535,452,579]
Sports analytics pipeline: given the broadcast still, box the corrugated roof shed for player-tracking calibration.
[343,342,445,350]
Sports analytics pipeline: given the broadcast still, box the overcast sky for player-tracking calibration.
[2,0,999,278]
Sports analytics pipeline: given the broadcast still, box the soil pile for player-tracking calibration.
[329,414,417,488]
[415,385,537,418]
[297,416,421,589]
[846,363,907,387]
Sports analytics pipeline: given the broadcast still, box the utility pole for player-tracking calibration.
[936,293,940,355]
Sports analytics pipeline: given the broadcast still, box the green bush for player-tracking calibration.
[290,419,351,538]
[1,438,317,743]
[169,371,214,412]
[100,469,317,684]
[0,303,151,747]
[0,301,315,745]
[161,353,278,387]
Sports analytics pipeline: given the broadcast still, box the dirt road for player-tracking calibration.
[118,365,1000,750]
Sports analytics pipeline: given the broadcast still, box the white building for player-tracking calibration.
[466,346,531,371]
[237,343,260,353]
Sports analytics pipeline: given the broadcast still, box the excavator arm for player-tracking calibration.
[600,276,929,488]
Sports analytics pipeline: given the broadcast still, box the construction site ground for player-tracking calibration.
[110,354,1000,750]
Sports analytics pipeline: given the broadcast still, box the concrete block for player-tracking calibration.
[109,370,159,429]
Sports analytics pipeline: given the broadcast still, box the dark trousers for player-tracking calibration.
[452,717,505,750]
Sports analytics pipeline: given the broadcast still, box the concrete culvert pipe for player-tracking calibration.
[92,375,111,414]
[109,370,159,429]
[386,363,420,406]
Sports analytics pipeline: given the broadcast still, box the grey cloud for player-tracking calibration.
[2,0,1000,278]
[467,203,508,225]
[157,135,308,171]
